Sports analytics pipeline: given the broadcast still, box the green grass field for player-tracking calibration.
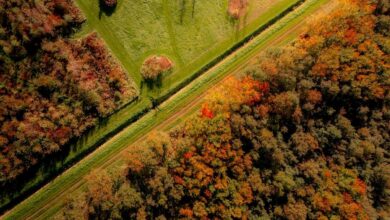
[75,0,292,89]
[0,0,306,211]
[1,0,332,219]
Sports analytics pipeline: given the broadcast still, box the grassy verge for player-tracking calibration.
[2,0,329,219]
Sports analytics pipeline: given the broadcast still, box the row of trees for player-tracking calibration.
[0,1,137,189]
[60,0,389,219]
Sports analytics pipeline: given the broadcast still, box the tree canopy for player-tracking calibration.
[0,0,137,189]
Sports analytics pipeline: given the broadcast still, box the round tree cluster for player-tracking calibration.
[141,55,173,81]
[228,0,248,19]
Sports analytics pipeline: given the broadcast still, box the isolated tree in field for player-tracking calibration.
[228,0,248,19]
[141,55,173,82]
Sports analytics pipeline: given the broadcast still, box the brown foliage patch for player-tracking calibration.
[141,55,173,81]
[228,0,248,19]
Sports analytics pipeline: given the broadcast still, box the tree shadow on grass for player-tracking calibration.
[229,13,248,41]
[144,75,163,90]
[98,0,117,19]
[179,0,197,24]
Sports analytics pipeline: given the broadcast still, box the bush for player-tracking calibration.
[228,0,248,19]
[141,55,173,81]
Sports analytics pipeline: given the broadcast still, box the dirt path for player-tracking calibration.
[3,1,336,219]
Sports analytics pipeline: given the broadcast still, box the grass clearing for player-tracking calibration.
[75,0,299,92]
[1,0,331,219]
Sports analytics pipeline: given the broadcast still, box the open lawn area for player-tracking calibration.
[75,0,300,95]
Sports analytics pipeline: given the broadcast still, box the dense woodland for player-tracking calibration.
[61,0,389,219]
[0,1,136,184]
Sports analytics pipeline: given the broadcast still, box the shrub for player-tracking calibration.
[140,55,173,81]
[228,0,248,19]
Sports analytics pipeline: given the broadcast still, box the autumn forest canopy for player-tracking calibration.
[0,0,137,185]
[60,0,389,219]
[0,0,389,219]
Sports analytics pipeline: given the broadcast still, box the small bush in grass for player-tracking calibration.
[141,55,173,81]
[228,0,248,19]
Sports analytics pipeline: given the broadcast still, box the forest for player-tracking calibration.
[0,0,137,186]
[60,0,389,219]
